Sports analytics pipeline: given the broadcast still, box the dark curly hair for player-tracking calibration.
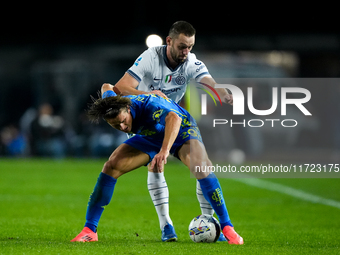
[87,94,132,123]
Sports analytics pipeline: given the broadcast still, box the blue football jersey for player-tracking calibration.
[127,94,197,139]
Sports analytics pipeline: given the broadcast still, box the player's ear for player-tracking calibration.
[166,36,172,46]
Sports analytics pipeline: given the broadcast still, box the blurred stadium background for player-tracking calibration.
[0,10,339,163]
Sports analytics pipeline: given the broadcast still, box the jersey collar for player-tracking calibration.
[163,45,185,72]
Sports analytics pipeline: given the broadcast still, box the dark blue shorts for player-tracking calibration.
[124,126,202,164]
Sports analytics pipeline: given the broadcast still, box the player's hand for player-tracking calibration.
[149,149,169,173]
[223,93,233,105]
[148,90,168,99]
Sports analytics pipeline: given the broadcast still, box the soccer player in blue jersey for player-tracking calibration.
[71,84,243,244]
[112,21,233,242]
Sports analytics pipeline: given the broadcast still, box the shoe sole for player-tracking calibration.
[163,237,178,242]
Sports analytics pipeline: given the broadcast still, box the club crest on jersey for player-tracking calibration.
[175,75,186,85]
[165,74,186,85]
[152,109,164,121]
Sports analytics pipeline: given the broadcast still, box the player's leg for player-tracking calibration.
[196,179,227,241]
[177,140,232,224]
[125,135,176,242]
[177,139,243,245]
[147,164,177,242]
[196,181,214,215]
[71,143,149,242]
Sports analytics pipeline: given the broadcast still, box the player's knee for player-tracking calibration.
[191,154,212,168]
[102,158,123,178]
[191,157,212,179]
[102,160,113,175]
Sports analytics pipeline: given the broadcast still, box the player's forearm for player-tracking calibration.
[161,112,182,152]
[114,73,144,96]
[117,85,146,96]
[200,76,232,105]
[216,88,230,97]
[200,77,229,99]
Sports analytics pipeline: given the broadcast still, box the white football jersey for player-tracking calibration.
[127,45,211,103]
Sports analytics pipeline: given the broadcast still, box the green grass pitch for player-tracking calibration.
[1,158,339,254]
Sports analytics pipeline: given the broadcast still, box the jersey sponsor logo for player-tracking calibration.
[195,61,202,65]
[139,129,157,136]
[196,65,206,72]
[148,84,182,97]
[161,87,182,94]
[136,125,157,136]
[134,57,143,66]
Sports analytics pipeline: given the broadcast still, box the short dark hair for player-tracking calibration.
[168,21,196,39]
[87,94,132,123]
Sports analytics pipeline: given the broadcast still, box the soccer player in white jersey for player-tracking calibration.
[113,21,233,242]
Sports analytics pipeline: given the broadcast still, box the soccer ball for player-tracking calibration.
[188,214,221,243]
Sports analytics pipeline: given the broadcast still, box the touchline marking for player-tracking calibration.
[232,178,340,210]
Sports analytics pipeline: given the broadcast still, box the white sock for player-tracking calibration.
[148,172,173,229]
[196,180,214,215]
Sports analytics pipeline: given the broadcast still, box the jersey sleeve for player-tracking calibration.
[126,48,154,83]
[188,53,212,82]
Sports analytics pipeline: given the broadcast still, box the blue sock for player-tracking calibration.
[198,173,233,229]
[84,172,117,233]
